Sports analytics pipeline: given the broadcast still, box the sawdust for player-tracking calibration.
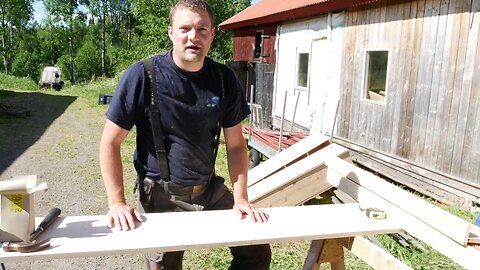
[0,89,143,269]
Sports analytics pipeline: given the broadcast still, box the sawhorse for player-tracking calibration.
[303,238,354,270]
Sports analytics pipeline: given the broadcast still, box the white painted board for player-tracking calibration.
[0,204,401,262]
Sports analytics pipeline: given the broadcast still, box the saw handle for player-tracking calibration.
[29,207,61,241]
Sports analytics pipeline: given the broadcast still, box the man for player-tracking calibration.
[99,0,272,269]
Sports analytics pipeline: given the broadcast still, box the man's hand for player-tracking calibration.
[107,202,143,231]
[233,199,269,223]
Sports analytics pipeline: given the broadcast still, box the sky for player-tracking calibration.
[33,0,261,23]
[32,1,45,22]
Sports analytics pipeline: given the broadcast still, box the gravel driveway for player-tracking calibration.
[0,89,143,269]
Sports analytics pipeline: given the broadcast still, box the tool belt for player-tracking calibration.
[137,176,212,212]
[137,175,226,213]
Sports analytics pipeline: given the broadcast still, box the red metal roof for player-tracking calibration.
[220,0,382,30]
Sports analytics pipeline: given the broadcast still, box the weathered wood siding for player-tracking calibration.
[337,0,480,184]
[232,25,277,65]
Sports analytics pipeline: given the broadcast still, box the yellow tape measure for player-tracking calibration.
[365,207,387,219]
[359,205,387,220]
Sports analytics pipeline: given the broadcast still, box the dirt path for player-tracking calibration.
[0,89,143,269]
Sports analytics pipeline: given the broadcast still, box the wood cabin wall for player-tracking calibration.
[337,0,480,187]
[232,25,277,65]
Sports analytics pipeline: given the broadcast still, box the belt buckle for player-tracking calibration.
[192,184,206,193]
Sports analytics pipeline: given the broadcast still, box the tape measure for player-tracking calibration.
[365,207,387,220]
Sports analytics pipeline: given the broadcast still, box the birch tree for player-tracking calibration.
[0,0,33,74]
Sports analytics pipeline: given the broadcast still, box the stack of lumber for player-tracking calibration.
[248,133,347,207]
[247,132,480,269]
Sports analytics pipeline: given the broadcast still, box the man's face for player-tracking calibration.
[168,7,215,71]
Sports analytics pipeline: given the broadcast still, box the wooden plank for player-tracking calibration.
[251,165,332,207]
[326,169,480,270]
[351,152,466,206]
[349,6,368,143]
[436,0,467,172]
[410,0,435,163]
[389,1,411,154]
[430,0,455,167]
[337,10,357,138]
[325,156,471,245]
[456,0,480,179]
[303,239,325,270]
[249,144,350,206]
[422,0,445,167]
[248,133,330,186]
[470,5,480,182]
[396,0,424,158]
[378,0,402,153]
[451,0,475,176]
[349,236,412,270]
[317,238,346,270]
[0,204,401,263]
[334,137,480,202]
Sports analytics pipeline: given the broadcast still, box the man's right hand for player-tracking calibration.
[106,202,143,231]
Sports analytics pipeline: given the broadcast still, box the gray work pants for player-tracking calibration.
[137,177,272,270]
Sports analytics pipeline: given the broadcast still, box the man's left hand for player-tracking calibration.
[233,199,269,223]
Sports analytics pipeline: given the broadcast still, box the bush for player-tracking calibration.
[12,51,42,81]
[76,40,103,82]
[57,54,72,83]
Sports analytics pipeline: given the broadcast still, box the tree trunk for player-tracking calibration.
[101,0,106,77]
[69,15,75,84]
[1,0,7,73]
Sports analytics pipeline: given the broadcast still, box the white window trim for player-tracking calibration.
[294,49,310,92]
[361,48,390,104]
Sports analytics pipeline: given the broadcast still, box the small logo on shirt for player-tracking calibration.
[206,96,220,108]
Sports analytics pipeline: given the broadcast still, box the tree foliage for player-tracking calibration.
[0,0,34,73]
[1,0,251,84]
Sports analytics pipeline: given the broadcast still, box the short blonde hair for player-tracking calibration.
[170,0,215,27]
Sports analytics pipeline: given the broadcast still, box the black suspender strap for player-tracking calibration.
[142,57,227,181]
[142,58,170,181]
[213,68,227,161]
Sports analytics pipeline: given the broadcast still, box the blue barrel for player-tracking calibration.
[475,214,480,227]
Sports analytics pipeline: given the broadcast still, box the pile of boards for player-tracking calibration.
[248,133,480,269]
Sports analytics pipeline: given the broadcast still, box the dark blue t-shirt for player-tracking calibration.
[106,51,250,186]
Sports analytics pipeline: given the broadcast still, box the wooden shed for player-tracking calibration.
[220,0,480,207]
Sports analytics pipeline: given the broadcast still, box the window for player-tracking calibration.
[296,53,309,88]
[363,50,388,102]
[254,30,263,59]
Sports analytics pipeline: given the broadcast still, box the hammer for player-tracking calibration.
[2,207,61,253]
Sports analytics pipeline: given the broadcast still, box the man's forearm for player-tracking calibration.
[227,145,249,202]
[100,142,126,207]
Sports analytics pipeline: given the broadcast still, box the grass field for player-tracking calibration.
[0,74,476,269]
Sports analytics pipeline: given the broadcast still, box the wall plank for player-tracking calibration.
[462,3,480,180]
[453,0,478,176]
[436,0,467,172]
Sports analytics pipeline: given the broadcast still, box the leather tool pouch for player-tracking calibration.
[139,177,204,213]
[214,175,225,184]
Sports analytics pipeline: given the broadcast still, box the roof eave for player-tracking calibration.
[220,0,383,30]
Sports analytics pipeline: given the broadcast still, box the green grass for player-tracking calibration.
[0,73,38,91]
[1,74,478,269]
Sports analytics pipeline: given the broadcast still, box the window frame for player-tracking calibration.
[295,50,310,91]
[254,30,264,59]
[361,49,390,103]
